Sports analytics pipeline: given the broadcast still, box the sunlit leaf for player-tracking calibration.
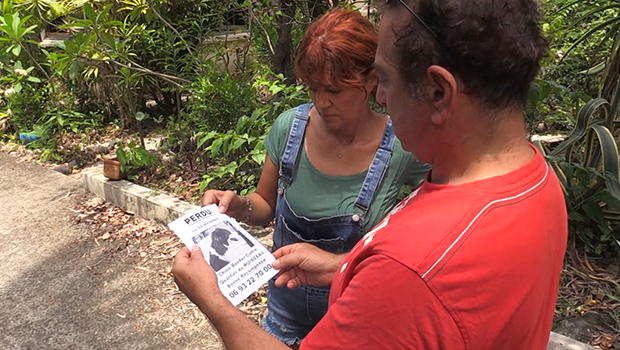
[135,111,147,121]
[10,43,20,56]
[579,61,607,76]
[210,138,223,157]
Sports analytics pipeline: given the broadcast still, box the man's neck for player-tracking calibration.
[429,107,535,186]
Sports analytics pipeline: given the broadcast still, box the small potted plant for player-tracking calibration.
[103,154,126,180]
[104,142,158,181]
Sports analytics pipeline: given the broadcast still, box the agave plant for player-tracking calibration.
[534,83,620,254]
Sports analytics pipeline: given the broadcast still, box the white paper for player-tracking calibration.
[168,204,278,306]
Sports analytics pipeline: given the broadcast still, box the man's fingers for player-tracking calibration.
[190,245,206,262]
[274,270,303,289]
[272,245,291,260]
[274,268,297,287]
[272,243,304,260]
[175,247,191,262]
[287,279,302,289]
[172,247,191,281]
[272,251,304,270]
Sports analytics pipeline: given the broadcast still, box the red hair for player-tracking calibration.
[295,9,377,90]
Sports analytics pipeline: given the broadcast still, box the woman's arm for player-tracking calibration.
[247,155,279,226]
[201,155,280,226]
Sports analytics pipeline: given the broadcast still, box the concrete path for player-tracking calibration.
[0,152,224,350]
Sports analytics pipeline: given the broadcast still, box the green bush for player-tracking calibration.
[116,141,159,176]
[5,85,46,131]
[184,66,256,134]
[197,71,307,195]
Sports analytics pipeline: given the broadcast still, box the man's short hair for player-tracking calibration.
[384,0,549,109]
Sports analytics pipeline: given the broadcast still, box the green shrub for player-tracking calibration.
[5,85,47,131]
[184,67,257,134]
[116,141,159,176]
[197,71,307,195]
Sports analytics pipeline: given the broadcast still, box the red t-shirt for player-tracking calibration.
[301,148,568,350]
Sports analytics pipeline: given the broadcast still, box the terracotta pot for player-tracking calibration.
[103,157,126,180]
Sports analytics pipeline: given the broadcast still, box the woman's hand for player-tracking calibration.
[272,243,347,289]
[201,190,246,220]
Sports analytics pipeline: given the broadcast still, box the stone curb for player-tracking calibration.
[80,164,596,350]
[81,164,273,241]
[82,164,199,225]
[548,332,596,350]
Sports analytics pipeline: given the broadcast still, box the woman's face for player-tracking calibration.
[308,72,378,129]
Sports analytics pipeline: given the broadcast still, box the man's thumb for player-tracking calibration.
[191,245,205,260]
[272,253,299,270]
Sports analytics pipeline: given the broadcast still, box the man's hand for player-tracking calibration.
[272,243,346,289]
[172,246,228,311]
[172,246,290,350]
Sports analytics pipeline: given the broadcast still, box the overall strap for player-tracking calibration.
[354,117,396,216]
[279,103,312,188]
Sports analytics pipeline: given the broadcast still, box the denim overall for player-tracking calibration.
[263,103,396,344]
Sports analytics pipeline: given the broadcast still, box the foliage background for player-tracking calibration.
[0,0,328,185]
[4,0,620,340]
[2,0,620,258]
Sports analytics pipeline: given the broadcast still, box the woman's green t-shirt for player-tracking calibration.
[264,106,430,233]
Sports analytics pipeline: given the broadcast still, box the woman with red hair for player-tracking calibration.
[202,8,428,346]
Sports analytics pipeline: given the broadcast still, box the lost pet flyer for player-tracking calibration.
[168,204,278,306]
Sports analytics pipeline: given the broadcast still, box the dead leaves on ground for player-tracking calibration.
[72,196,180,281]
[73,197,166,242]
[239,285,269,325]
[1,126,121,175]
[557,254,620,349]
[71,196,268,328]
[594,334,617,349]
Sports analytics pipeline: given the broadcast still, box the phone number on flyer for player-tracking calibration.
[228,262,273,299]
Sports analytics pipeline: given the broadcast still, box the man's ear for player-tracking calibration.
[425,65,457,124]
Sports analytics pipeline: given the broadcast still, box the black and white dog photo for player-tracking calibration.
[208,224,254,272]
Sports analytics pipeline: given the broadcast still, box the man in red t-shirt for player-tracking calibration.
[293,144,566,350]
[171,0,567,349]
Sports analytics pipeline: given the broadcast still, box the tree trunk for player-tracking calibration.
[273,0,296,85]
[602,52,620,103]
[601,26,620,102]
